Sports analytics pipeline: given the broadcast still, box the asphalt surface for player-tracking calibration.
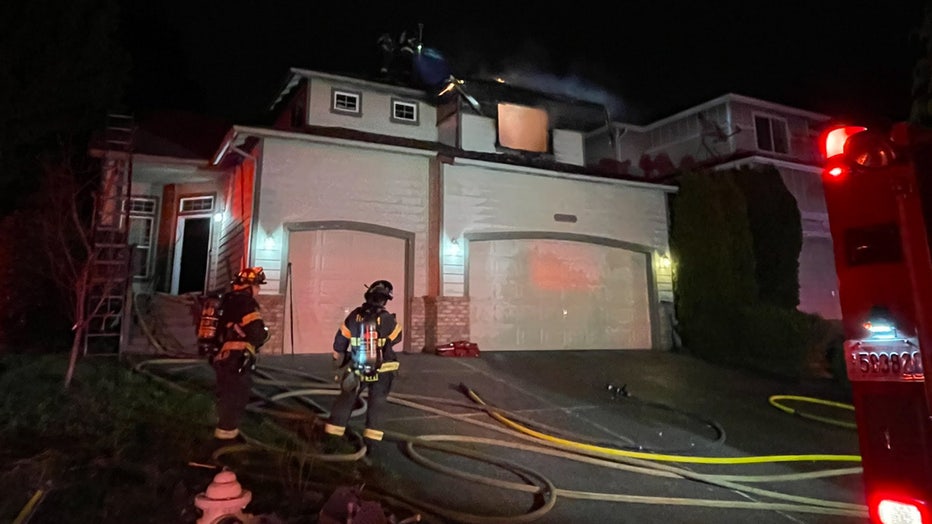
[247,349,866,524]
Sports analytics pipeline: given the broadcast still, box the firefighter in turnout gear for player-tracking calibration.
[211,267,269,443]
[324,280,403,459]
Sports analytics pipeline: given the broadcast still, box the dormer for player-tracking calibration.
[269,68,438,143]
[438,79,607,167]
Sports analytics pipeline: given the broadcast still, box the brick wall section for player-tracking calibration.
[256,293,285,355]
[428,296,470,352]
[399,295,471,353]
[408,297,427,353]
[257,293,470,355]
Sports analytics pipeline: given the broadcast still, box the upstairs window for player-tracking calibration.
[391,98,418,124]
[754,115,789,154]
[331,88,361,116]
[497,103,549,153]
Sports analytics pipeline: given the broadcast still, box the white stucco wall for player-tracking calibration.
[306,77,438,142]
[255,136,432,297]
[552,129,584,166]
[441,160,674,298]
[460,113,497,153]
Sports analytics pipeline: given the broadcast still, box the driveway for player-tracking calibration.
[254,349,866,524]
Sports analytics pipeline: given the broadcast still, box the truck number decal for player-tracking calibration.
[846,340,925,382]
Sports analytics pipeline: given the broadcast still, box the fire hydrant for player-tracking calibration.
[194,469,254,524]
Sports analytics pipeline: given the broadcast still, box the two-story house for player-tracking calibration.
[586,94,840,321]
[105,68,678,355]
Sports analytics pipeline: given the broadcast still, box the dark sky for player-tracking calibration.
[120,0,927,127]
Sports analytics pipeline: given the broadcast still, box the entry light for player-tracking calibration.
[864,306,899,340]
[213,212,223,223]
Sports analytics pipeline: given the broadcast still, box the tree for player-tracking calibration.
[731,165,803,308]
[0,0,130,387]
[670,171,756,362]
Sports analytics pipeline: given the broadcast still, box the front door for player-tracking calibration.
[173,216,210,294]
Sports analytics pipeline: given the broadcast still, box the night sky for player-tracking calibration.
[119,0,927,127]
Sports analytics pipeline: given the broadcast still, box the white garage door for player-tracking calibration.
[285,229,406,354]
[469,238,651,350]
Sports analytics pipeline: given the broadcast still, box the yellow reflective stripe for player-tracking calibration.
[324,423,346,436]
[340,324,351,338]
[241,311,262,325]
[221,341,256,354]
[387,324,402,341]
[378,361,399,372]
[362,428,384,441]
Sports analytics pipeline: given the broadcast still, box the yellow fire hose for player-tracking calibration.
[462,385,862,465]
[767,394,857,430]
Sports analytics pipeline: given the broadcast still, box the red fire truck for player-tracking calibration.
[820,122,932,524]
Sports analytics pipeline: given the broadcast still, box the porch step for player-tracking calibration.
[125,292,200,355]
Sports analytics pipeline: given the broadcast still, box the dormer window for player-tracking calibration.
[754,114,789,154]
[391,98,419,124]
[331,88,361,116]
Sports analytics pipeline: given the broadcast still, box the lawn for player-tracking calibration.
[0,353,399,523]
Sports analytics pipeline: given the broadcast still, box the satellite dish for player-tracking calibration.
[413,46,452,88]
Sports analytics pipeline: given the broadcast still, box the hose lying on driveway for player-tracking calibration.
[132,357,868,523]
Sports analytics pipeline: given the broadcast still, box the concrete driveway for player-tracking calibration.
[256,349,866,524]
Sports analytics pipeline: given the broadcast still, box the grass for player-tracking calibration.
[0,352,399,523]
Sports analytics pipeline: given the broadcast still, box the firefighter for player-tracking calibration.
[211,266,269,444]
[324,279,403,460]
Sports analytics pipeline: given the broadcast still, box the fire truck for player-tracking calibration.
[820,122,932,524]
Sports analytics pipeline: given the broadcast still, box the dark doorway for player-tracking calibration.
[178,217,210,294]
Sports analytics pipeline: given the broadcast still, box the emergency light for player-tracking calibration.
[872,492,929,524]
[819,125,899,181]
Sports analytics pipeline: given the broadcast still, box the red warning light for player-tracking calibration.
[821,125,868,159]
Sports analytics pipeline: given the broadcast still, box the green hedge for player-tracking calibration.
[670,168,837,380]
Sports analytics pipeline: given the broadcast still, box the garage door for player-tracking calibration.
[469,238,651,350]
[285,229,406,354]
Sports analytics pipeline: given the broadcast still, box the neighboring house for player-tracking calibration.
[586,94,841,320]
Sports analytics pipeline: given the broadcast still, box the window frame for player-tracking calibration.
[127,196,158,280]
[331,88,362,117]
[753,113,790,154]
[179,195,215,214]
[391,98,419,125]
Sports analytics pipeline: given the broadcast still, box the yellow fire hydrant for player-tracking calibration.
[194,469,254,524]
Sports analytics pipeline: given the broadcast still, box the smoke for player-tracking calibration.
[484,67,628,121]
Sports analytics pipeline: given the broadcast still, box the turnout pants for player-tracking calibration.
[212,350,253,438]
[326,370,395,452]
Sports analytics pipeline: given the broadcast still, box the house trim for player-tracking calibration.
[451,157,679,193]
[713,155,822,174]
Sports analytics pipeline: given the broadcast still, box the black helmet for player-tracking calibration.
[364,280,394,302]
[233,266,267,288]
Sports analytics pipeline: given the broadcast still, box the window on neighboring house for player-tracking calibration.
[127,197,157,279]
[754,115,789,154]
[391,98,418,124]
[331,88,361,116]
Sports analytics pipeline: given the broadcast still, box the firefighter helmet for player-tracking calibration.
[233,267,267,288]
[364,280,394,302]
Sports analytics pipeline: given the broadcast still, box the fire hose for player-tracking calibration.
[129,357,868,523]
